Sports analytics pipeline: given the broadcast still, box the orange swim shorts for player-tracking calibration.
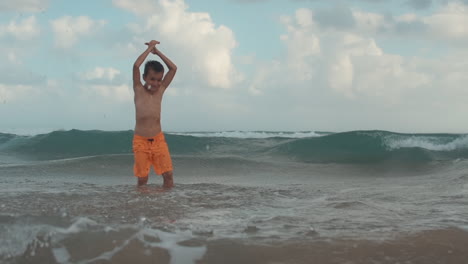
[132,133,173,178]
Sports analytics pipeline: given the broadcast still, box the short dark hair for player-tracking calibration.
[143,60,164,76]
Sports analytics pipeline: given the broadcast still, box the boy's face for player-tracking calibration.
[143,69,164,90]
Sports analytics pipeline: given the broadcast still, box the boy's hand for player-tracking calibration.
[145,40,160,48]
[145,40,160,54]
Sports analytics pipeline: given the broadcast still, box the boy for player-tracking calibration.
[132,40,177,187]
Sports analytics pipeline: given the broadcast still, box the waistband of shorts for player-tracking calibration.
[133,132,165,141]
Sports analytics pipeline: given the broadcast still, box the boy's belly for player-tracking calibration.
[134,116,162,137]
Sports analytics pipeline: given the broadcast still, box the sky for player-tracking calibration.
[1,0,468,134]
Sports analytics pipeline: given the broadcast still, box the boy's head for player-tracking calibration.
[143,60,164,89]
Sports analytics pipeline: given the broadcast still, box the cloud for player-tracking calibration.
[7,52,22,65]
[423,2,468,41]
[50,16,107,49]
[0,84,35,103]
[79,67,122,82]
[76,67,130,102]
[377,2,468,43]
[280,8,321,81]
[0,0,49,13]
[278,7,433,102]
[81,84,132,103]
[247,60,283,95]
[393,18,429,35]
[113,0,242,89]
[0,16,40,40]
[239,4,468,132]
[352,10,386,34]
[231,0,435,9]
[314,5,356,30]
[323,2,468,43]
[0,17,41,85]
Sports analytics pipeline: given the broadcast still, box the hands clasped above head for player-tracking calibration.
[145,40,160,54]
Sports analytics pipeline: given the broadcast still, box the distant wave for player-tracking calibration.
[170,131,325,138]
[1,130,467,164]
[0,130,134,160]
[273,131,468,163]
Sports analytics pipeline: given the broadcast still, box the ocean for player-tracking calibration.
[1,129,468,264]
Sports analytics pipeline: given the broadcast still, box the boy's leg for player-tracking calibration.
[137,176,149,186]
[134,151,151,186]
[162,171,174,188]
[155,143,173,188]
[152,133,174,188]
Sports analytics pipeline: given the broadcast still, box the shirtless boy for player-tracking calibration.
[132,40,177,187]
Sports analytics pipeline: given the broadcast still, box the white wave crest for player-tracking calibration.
[0,128,57,136]
[384,135,468,151]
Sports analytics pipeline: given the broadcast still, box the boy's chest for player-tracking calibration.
[135,91,163,109]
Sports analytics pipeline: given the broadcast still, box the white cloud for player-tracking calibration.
[0,16,40,40]
[50,16,107,49]
[328,54,354,98]
[81,84,132,103]
[238,4,468,132]
[114,0,242,89]
[248,67,269,95]
[0,84,34,102]
[280,8,321,81]
[351,2,468,43]
[353,10,386,34]
[0,0,49,13]
[80,67,121,81]
[423,2,468,40]
[77,67,129,102]
[273,7,453,104]
[7,52,21,65]
[248,61,281,95]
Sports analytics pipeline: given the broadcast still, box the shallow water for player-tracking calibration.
[1,159,468,263]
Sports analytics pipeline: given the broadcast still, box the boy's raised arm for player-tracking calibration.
[133,40,159,88]
[154,48,177,89]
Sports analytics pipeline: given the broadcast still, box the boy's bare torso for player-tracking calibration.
[134,84,165,137]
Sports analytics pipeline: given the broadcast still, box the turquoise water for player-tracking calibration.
[2,129,468,163]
